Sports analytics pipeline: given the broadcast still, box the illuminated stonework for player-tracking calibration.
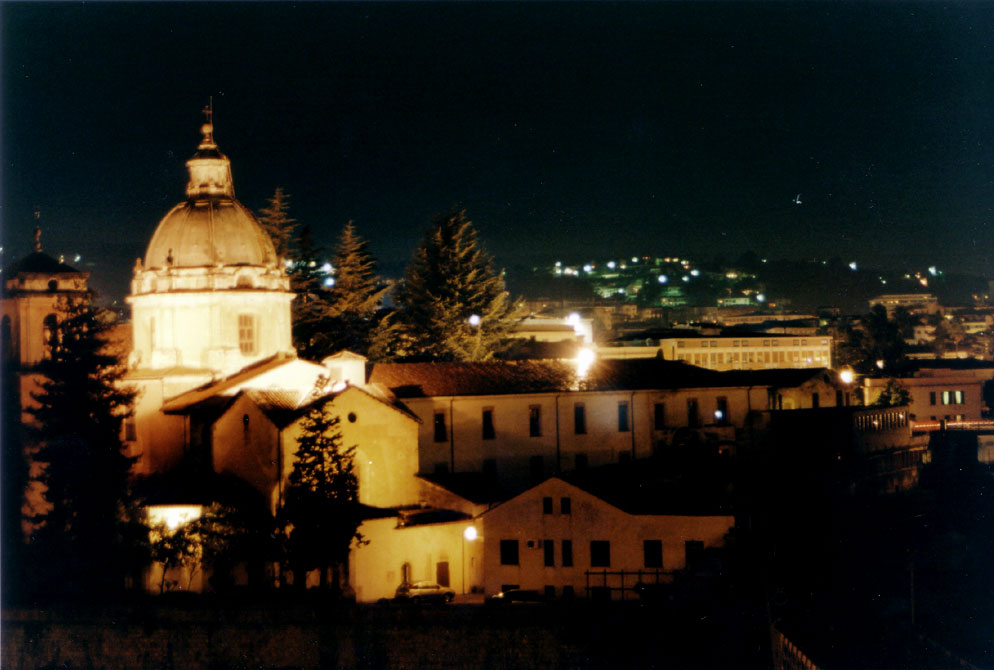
[127,121,293,374]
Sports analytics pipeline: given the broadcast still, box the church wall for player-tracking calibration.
[279,388,421,511]
[130,376,201,475]
[213,394,281,509]
[130,290,292,374]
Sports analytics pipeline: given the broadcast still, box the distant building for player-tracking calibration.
[868,293,939,317]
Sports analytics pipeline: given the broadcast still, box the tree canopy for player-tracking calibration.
[390,208,518,361]
[257,187,298,263]
[27,297,138,596]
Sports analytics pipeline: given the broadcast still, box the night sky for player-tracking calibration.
[4,2,994,301]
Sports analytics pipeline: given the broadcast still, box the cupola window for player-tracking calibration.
[238,314,256,355]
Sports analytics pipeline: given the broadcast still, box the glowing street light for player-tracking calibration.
[468,314,481,327]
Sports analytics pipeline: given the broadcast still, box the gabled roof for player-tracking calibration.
[162,352,320,413]
[367,359,835,398]
[245,382,420,429]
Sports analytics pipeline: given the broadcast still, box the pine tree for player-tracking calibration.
[280,402,363,592]
[313,221,390,357]
[258,187,298,263]
[28,297,137,597]
[392,208,518,361]
[289,223,331,360]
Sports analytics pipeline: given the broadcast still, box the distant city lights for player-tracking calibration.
[323,277,335,287]
[849,262,858,271]
[657,274,668,284]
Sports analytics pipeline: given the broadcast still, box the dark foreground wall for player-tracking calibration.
[2,599,765,670]
[3,606,577,670]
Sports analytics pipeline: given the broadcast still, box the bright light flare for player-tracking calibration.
[576,347,596,378]
[468,314,481,327]
[463,526,477,541]
[148,505,202,531]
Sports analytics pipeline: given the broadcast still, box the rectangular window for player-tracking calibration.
[561,497,571,514]
[574,453,588,470]
[929,391,936,406]
[238,314,256,355]
[942,391,951,405]
[618,402,630,432]
[677,340,685,348]
[561,540,573,567]
[433,412,447,442]
[574,403,586,435]
[500,540,519,566]
[543,496,553,514]
[954,390,964,404]
[123,417,137,442]
[654,402,666,430]
[702,340,709,348]
[590,540,611,567]
[687,398,700,427]
[529,405,541,437]
[733,340,740,347]
[544,540,554,567]
[482,408,495,439]
[643,540,663,568]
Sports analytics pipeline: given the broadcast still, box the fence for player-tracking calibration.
[583,569,675,601]
[771,626,820,670]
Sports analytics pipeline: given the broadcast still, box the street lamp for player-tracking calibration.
[462,525,477,595]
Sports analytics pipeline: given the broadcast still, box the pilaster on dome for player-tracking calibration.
[185,118,235,199]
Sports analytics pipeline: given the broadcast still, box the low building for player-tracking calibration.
[475,478,734,599]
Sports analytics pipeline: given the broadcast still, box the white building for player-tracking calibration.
[368,360,850,486]
[125,119,295,474]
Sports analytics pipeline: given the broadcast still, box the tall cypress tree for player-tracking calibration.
[258,187,298,263]
[28,298,137,597]
[279,403,363,592]
[392,208,517,361]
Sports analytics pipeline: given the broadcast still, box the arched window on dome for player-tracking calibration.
[236,273,254,289]
[238,314,256,356]
[42,313,58,359]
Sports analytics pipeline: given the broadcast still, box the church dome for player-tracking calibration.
[143,122,277,270]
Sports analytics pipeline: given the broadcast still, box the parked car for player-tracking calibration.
[394,581,455,603]
[485,588,546,605]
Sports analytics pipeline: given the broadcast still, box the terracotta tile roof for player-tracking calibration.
[367,359,830,397]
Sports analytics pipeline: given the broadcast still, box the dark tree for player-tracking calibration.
[302,221,389,359]
[28,298,138,597]
[837,306,906,374]
[391,208,518,361]
[871,378,912,407]
[1,358,29,604]
[280,403,363,593]
[289,223,330,359]
[257,187,298,263]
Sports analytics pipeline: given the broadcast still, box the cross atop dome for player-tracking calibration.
[199,99,216,150]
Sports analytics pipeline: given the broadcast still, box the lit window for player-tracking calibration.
[238,314,256,355]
